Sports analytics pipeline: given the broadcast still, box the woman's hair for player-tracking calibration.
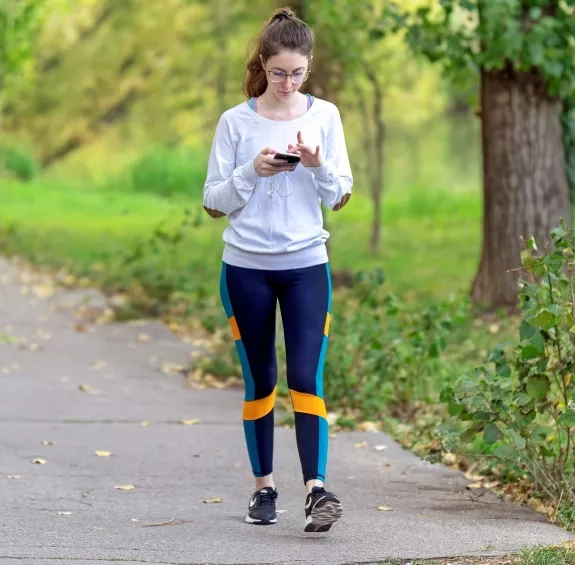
[243,7,314,98]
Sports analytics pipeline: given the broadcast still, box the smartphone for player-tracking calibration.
[274,152,301,164]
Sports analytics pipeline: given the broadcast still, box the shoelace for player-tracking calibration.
[255,489,277,507]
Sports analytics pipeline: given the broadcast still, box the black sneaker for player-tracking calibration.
[304,486,343,532]
[245,487,278,525]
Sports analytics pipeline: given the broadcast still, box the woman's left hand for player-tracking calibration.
[287,131,323,168]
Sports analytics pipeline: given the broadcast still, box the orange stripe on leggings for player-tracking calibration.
[324,312,331,336]
[228,316,241,340]
[289,389,327,418]
[243,386,276,420]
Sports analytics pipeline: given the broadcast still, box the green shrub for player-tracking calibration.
[129,146,206,198]
[440,221,575,508]
[323,272,470,420]
[2,144,38,181]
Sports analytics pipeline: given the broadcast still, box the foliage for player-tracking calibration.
[0,0,45,84]
[380,0,575,199]
[129,146,206,198]
[1,141,38,180]
[381,0,575,98]
[440,221,575,508]
[322,273,470,420]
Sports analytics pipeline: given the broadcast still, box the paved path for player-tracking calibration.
[0,257,572,565]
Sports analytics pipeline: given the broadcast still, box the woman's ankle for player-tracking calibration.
[255,473,275,491]
[305,479,324,494]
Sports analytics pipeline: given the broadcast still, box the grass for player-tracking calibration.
[375,542,575,564]
[0,176,482,303]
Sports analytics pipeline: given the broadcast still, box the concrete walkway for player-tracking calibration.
[0,257,572,565]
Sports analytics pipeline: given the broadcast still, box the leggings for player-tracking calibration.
[220,261,331,484]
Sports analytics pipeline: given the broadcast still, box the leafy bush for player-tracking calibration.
[129,146,206,198]
[2,143,38,180]
[440,221,575,507]
[323,273,470,420]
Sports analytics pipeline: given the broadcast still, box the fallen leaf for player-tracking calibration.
[32,284,55,298]
[329,433,337,439]
[7,475,22,479]
[442,453,458,466]
[161,362,184,375]
[89,360,106,370]
[1,367,10,374]
[78,384,101,394]
[114,485,136,490]
[484,480,500,489]
[192,454,200,458]
[179,419,200,426]
[374,445,387,452]
[277,509,288,514]
[28,343,40,351]
[378,506,393,512]
[140,420,151,427]
[74,322,85,332]
[467,482,483,489]
[203,497,223,504]
[358,421,379,432]
[32,458,47,465]
[41,440,55,446]
[355,441,368,448]
[57,511,72,516]
[138,333,151,342]
[95,451,112,457]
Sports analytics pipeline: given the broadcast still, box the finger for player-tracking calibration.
[315,145,320,158]
[261,147,277,155]
[297,131,303,144]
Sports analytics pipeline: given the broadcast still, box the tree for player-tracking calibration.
[0,0,45,175]
[382,0,575,311]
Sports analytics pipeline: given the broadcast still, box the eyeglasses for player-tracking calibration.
[266,69,310,84]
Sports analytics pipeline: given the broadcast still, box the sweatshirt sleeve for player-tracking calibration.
[307,105,353,211]
[203,114,260,217]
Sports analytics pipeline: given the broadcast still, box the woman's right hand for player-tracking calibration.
[253,147,295,177]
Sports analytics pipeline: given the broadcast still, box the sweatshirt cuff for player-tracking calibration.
[308,162,332,179]
[237,159,260,186]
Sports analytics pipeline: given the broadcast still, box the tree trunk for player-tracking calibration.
[471,67,572,310]
[365,69,385,254]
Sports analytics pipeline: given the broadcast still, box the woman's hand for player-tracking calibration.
[253,147,296,177]
[287,131,323,168]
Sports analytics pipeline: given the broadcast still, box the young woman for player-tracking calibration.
[203,7,352,533]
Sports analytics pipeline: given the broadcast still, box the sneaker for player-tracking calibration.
[304,486,343,532]
[245,487,278,525]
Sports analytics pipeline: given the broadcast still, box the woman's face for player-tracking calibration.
[262,51,309,101]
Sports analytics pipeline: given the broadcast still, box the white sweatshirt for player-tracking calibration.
[203,97,353,270]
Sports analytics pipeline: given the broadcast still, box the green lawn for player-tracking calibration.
[0,178,482,302]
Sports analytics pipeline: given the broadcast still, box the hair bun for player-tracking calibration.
[274,9,293,21]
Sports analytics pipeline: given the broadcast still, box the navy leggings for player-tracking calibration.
[220,261,332,483]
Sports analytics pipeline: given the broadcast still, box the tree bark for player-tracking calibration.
[471,67,572,310]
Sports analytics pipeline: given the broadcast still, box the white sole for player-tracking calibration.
[304,498,343,532]
[245,514,277,525]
